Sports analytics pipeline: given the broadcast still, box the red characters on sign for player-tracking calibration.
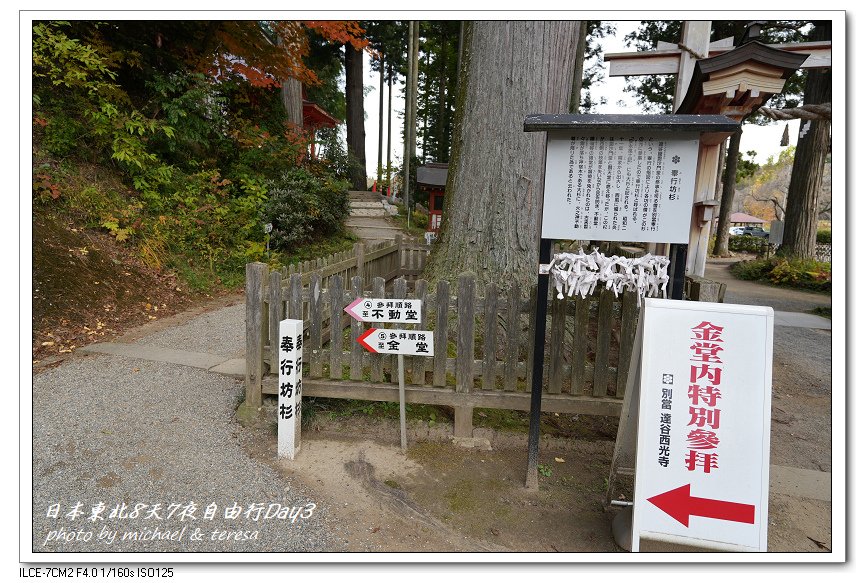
[686,321,724,474]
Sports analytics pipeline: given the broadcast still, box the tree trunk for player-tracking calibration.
[386,65,393,199]
[403,22,415,203]
[569,20,588,113]
[281,76,303,127]
[422,21,581,289]
[345,44,367,190]
[436,26,447,161]
[713,128,742,256]
[777,22,831,260]
[377,57,385,187]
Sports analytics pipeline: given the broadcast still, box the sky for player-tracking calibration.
[358,20,801,183]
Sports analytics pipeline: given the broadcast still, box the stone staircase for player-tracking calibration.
[345,190,403,245]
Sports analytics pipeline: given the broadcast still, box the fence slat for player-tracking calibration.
[433,280,449,387]
[525,284,538,393]
[289,274,302,320]
[617,291,638,398]
[412,279,428,385]
[548,292,566,394]
[504,283,521,392]
[482,282,498,391]
[350,276,363,380]
[330,275,344,380]
[571,294,589,395]
[593,288,614,397]
[371,277,385,382]
[309,273,323,378]
[268,270,282,369]
[456,273,475,393]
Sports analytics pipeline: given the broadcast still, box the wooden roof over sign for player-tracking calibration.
[675,41,809,120]
[416,163,448,188]
[523,113,740,145]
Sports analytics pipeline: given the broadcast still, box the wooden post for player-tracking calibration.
[456,273,475,393]
[330,276,343,380]
[411,279,428,385]
[355,242,365,285]
[482,282,498,391]
[309,273,323,377]
[433,280,449,387]
[268,270,283,370]
[371,277,386,382]
[245,262,268,408]
[350,276,364,380]
[593,288,614,397]
[504,283,521,392]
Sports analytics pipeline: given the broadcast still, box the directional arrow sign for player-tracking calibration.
[357,328,434,356]
[647,484,755,527]
[345,297,422,324]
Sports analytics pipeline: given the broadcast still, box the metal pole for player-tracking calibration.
[668,243,688,300]
[398,353,407,451]
[526,237,552,490]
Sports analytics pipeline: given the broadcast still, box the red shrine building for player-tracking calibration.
[416,163,448,233]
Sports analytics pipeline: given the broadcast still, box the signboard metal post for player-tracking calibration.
[353,300,435,451]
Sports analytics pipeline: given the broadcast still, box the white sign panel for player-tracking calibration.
[278,319,303,460]
[541,131,699,243]
[357,328,434,356]
[632,299,774,552]
[344,297,423,324]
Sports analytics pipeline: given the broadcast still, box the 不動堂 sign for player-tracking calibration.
[631,299,774,552]
[540,132,699,244]
[344,297,422,324]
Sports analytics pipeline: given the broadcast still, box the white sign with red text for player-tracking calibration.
[344,297,422,324]
[631,298,774,552]
[357,328,434,356]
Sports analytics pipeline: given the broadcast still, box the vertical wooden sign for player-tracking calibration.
[278,319,303,460]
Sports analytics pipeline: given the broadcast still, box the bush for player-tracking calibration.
[263,167,350,250]
[816,229,831,244]
[728,235,768,253]
[731,257,831,292]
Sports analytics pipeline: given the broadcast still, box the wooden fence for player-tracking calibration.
[245,243,640,436]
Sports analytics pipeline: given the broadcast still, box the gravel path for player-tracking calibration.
[32,353,345,553]
[137,302,246,358]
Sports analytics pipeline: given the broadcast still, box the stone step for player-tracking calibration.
[350,209,388,217]
[349,201,385,209]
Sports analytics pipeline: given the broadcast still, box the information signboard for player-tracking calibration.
[540,131,699,243]
[631,299,774,551]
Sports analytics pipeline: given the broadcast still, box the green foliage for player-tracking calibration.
[816,229,831,244]
[538,464,553,478]
[728,235,768,253]
[263,167,351,250]
[731,257,830,292]
[32,20,359,292]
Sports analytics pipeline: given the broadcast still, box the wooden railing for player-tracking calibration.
[245,250,640,436]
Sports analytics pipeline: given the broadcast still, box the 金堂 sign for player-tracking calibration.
[631,299,774,552]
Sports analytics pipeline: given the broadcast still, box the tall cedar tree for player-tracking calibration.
[422,21,582,289]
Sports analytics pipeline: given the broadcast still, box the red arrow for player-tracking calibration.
[357,328,377,353]
[647,484,755,527]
